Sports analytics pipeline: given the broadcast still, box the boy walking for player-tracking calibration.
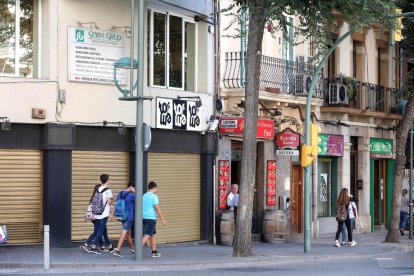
[112,182,136,257]
[88,174,114,254]
[142,181,167,257]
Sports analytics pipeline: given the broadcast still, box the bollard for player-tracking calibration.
[44,225,49,270]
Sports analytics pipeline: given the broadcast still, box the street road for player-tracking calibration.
[1,251,414,276]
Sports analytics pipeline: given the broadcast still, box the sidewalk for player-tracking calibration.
[1,231,414,270]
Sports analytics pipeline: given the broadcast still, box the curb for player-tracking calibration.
[1,243,413,270]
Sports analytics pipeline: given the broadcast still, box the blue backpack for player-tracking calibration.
[114,191,131,221]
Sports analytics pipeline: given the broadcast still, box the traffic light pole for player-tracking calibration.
[303,11,414,253]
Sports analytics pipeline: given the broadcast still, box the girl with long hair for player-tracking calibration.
[334,188,357,247]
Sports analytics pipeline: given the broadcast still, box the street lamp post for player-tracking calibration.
[113,0,152,261]
[303,11,414,252]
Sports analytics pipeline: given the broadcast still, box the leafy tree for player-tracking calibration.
[222,0,397,257]
[385,1,414,243]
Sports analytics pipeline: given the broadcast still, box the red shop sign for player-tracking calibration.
[219,117,274,139]
[276,128,300,149]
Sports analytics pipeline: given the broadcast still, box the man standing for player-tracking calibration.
[142,181,167,257]
[112,182,136,257]
[89,174,114,254]
[227,184,239,210]
[400,189,409,235]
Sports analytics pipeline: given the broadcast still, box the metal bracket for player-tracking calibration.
[118,96,153,101]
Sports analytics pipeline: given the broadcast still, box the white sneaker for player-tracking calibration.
[341,241,346,245]
[348,241,357,247]
[334,240,340,247]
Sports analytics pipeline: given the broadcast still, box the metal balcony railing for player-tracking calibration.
[323,79,402,114]
[223,51,325,98]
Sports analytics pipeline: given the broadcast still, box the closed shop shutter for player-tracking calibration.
[148,153,200,243]
[0,149,43,244]
[71,151,130,241]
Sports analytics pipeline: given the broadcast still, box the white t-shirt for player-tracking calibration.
[94,186,113,220]
[227,193,235,210]
[348,202,357,219]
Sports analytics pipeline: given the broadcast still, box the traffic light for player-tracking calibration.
[301,144,313,168]
[310,123,321,157]
[394,8,403,42]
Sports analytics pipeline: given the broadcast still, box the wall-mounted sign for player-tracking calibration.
[218,160,230,210]
[266,160,276,206]
[370,138,393,158]
[68,27,128,84]
[156,97,201,131]
[219,117,274,139]
[275,128,300,156]
[318,134,344,156]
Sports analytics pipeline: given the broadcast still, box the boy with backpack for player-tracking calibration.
[87,174,114,254]
[112,182,136,257]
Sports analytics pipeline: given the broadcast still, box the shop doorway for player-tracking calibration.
[290,165,303,234]
[350,137,358,200]
[373,159,386,227]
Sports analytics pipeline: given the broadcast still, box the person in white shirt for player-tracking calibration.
[88,174,113,254]
[341,195,359,245]
[227,184,239,210]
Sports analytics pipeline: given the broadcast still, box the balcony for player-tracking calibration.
[322,78,403,118]
[223,52,325,99]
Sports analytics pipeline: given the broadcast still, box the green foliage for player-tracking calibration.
[345,76,358,100]
[223,0,398,59]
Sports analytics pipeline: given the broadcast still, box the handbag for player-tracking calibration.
[85,204,96,221]
[355,219,364,234]
[0,225,7,244]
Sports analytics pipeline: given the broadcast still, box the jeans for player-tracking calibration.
[400,211,409,230]
[90,217,109,247]
[86,220,111,246]
[336,218,352,242]
[341,218,355,242]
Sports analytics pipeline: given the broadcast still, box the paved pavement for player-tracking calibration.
[1,231,414,271]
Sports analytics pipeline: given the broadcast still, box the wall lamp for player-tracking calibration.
[177,96,202,108]
[77,21,99,29]
[0,117,11,131]
[102,120,127,135]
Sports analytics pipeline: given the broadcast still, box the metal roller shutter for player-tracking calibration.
[0,149,43,244]
[71,151,130,241]
[148,153,200,243]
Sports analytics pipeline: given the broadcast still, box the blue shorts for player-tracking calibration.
[122,220,133,231]
[143,219,157,237]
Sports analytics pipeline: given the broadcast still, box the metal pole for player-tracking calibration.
[43,225,49,270]
[410,121,413,239]
[303,12,414,252]
[134,0,144,261]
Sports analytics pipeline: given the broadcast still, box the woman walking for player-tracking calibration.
[335,188,357,247]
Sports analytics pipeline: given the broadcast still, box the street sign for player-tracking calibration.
[276,149,299,156]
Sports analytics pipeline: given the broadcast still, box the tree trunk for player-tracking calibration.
[385,70,414,243]
[232,3,265,257]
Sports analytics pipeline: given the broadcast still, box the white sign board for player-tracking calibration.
[68,27,128,84]
[276,150,299,156]
[156,97,202,131]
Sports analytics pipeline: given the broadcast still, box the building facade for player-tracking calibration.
[0,0,216,247]
[218,2,402,241]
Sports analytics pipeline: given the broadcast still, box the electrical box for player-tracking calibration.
[32,108,46,119]
[58,89,66,103]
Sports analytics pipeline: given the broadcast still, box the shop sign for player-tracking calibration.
[218,160,230,210]
[156,97,201,131]
[68,27,128,85]
[275,128,300,153]
[370,138,393,158]
[266,160,276,206]
[219,117,274,139]
[318,134,344,156]
[276,150,299,156]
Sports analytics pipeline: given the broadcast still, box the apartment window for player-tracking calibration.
[0,0,34,77]
[148,10,197,91]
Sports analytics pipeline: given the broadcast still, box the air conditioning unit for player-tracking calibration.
[328,84,348,105]
[294,73,312,95]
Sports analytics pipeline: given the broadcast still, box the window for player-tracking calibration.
[148,10,197,91]
[0,0,35,77]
